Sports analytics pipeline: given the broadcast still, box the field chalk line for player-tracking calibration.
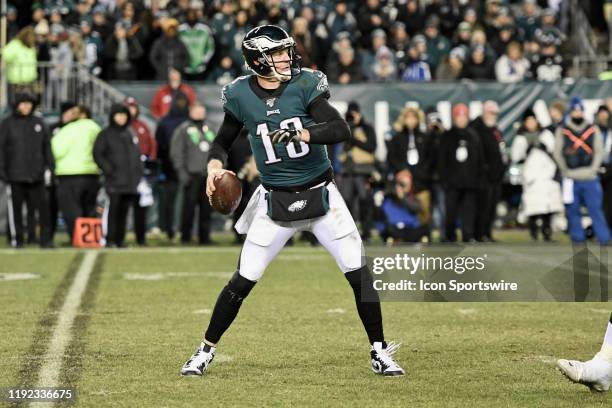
[31,251,98,408]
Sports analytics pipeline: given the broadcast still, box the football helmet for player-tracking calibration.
[242,25,301,82]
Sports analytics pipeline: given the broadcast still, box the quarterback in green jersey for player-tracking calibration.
[181,25,404,377]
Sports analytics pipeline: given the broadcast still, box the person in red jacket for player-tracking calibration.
[125,96,157,245]
[150,68,196,119]
[125,97,157,160]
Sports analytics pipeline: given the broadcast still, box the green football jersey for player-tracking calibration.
[221,68,331,187]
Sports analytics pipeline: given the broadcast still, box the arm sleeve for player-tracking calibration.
[306,96,350,145]
[553,128,569,176]
[208,111,243,167]
[93,132,113,175]
[349,124,377,153]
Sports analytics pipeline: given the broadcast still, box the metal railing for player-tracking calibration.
[0,62,127,118]
[572,55,612,78]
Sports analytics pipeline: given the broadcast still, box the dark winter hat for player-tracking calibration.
[109,103,131,126]
[522,108,536,121]
[60,101,78,114]
[347,101,360,113]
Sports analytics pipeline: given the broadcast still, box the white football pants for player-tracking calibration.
[235,182,365,281]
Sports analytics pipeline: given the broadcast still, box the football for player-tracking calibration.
[209,172,242,215]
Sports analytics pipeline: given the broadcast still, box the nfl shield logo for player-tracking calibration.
[266,98,276,107]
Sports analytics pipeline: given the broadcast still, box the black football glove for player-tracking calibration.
[268,128,303,145]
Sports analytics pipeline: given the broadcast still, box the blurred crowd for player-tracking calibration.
[3,86,612,247]
[3,0,572,85]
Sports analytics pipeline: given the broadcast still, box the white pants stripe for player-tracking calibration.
[101,196,110,247]
[6,185,17,247]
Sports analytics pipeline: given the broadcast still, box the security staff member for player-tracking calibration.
[438,103,485,243]
[554,97,610,244]
[0,93,54,248]
[170,102,215,244]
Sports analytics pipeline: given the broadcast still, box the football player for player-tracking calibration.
[180,25,404,377]
[557,313,612,392]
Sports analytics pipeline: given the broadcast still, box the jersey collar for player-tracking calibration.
[248,75,291,100]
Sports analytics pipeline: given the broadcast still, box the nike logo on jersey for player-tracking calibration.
[266,109,281,116]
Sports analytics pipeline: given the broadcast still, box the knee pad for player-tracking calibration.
[225,271,256,304]
[337,230,365,272]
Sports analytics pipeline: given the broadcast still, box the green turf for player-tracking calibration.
[0,245,611,407]
[0,252,79,388]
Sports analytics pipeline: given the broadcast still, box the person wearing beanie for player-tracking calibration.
[125,97,157,246]
[595,105,612,228]
[51,105,102,242]
[93,104,144,247]
[511,107,562,241]
[553,96,611,244]
[437,103,485,242]
[469,100,507,242]
[0,93,54,248]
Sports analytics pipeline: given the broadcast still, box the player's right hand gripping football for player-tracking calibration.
[206,163,236,198]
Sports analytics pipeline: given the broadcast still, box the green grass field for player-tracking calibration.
[1,239,611,407]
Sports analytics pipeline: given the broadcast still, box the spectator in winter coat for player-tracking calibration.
[378,170,429,244]
[208,54,243,86]
[553,97,610,244]
[438,103,485,242]
[93,104,144,247]
[495,42,530,83]
[469,100,507,242]
[149,18,189,80]
[461,45,495,80]
[125,97,156,245]
[155,92,190,241]
[401,36,432,82]
[151,68,196,119]
[327,47,363,84]
[595,105,612,229]
[387,106,434,227]
[0,93,54,248]
[511,108,562,241]
[170,103,215,245]
[103,22,144,80]
[2,27,38,103]
[367,46,398,82]
[178,8,215,81]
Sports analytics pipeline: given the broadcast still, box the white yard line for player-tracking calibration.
[31,251,98,408]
